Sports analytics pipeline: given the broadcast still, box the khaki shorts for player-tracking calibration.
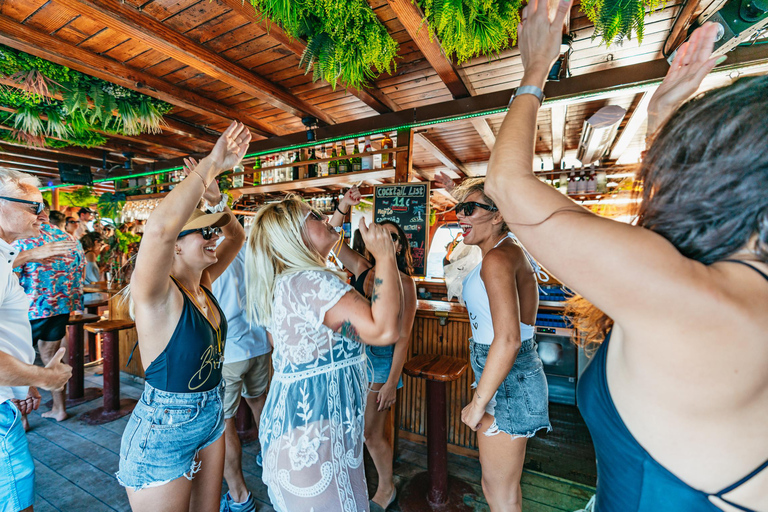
[222,353,271,419]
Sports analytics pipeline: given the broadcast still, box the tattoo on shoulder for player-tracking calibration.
[339,320,361,342]
[371,277,383,303]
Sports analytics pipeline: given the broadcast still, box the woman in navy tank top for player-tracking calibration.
[116,121,250,511]
[484,1,768,510]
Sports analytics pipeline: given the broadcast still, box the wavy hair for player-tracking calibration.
[567,75,768,348]
[245,196,344,327]
[452,177,509,233]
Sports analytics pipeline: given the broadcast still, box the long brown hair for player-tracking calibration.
[568,75,768,348]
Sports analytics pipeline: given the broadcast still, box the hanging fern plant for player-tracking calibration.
[0,45,172,149]
[249,0,398,90]
[581,0,664,45]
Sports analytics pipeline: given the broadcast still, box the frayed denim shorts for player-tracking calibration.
[0,401,35,512]
[470,337,552,439]
[116,381,225,490]
[365,344,403,388]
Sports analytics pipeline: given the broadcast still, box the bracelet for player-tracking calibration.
[204,193,228,213]
[336,205,349,216]
[508,85,545,107]
[189,169,209,188]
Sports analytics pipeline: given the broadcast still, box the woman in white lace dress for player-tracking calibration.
[246,197,402,512]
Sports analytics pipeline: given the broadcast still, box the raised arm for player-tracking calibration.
[329,186,373,277]
[484,1,721,328]
[131,121,250,304]
[325,218,402,346]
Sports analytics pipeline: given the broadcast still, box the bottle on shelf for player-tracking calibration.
[576,171,587,194]
[319,146,329,177]
[338,142,349,174]
[596,169,607,194]
[232,164,244,188]
[558,172,568,194]
[292,151,301,180]
[567,172,576,195]
[307,147,318,178]
[329,146,338,175]
[380,132,394,168]
[361,136,373,170]
[254,156,262,185]
[586,168,597,193]
[351,139,362,172]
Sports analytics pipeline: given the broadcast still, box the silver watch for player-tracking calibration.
[508,85,545,106]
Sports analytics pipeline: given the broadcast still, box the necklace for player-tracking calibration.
[173,276,223,368]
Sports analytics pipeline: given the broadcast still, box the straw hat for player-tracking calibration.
[181,208,232,232]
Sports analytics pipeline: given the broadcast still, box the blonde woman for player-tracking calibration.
[246,197,402,512]
[116,121,249,512]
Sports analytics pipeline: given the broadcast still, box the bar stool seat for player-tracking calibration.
[79,319,136,425]
[52,313,103,409]
[83,298,109,362]
[400,354,473,511]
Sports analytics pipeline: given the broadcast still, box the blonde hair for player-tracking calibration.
[245,196,343,327]
[452,177,508,233]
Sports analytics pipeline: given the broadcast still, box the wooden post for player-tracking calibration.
[52,188,60,211]
[395,128,414,184]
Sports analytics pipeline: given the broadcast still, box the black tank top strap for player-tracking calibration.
[354,267,372,298]
[721,259,768,283]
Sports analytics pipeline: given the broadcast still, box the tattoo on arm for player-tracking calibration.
[339,320,361,342]
[371,277,383,303]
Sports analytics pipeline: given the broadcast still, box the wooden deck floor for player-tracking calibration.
[25,367,594,512]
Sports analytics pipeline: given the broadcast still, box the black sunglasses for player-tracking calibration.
[304,209,326,223]
[178,226,222,240]
[455,201,498,216]
[0,196,45,215]
[66,220,78,225]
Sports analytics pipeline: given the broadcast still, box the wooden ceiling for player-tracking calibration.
[1,0,767,194]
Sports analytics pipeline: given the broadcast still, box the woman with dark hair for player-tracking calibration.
[81,231,106,302]
[330,186,417,510]
[486,2,767,510]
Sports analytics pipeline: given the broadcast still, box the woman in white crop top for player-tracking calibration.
[456,178,551,512]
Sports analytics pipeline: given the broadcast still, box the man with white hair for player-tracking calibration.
[0,169,72,512]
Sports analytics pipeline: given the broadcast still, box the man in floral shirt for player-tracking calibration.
[12,209,84,422]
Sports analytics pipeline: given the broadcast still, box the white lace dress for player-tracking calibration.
[260,270,369,512]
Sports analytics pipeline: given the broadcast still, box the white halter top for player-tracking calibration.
[461,234,536,345]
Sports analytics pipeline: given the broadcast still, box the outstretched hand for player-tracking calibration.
[518,0,572,88]
[434,171,456,194]
[209,121,251,174]
[647,23,720,138]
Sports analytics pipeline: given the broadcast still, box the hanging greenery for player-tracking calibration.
[0,45,173,149]
[249,0,398,90]
[41,186,99,210]
[581,0,664,45]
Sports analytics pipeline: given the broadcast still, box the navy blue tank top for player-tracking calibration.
[144,278,228,393]
[578,260,768,512]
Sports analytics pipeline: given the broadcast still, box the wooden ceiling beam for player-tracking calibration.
[414,133,467,177]
[550,104,567,168]
[0,154,60,171]
[52,0,335,125]
[609,90,654,161]
[0,15,280,138]
[470,118,495,151]
[219,0,397,114]
[383,0,472,99]
[0,145,116,168]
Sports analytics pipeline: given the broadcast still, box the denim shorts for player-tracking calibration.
[470,338,552,439]
[365,344,403,388]
[0,401,35,512]
[116,382,225,490]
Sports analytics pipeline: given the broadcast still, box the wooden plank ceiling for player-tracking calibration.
[0,0,723,193]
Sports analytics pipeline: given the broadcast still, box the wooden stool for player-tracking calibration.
[83,298,109,362]
[400,354,472,511]
[61,313,103,408]
[80,319,136,425]
[235,399,259,444]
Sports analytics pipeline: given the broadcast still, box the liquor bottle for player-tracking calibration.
[577,171,587,194]
[567,172,576,195]
[351,139,362,172]
[329,146,338,175]
[254,156,262,185]
[292,151,301,180]
[308,147,318,178]
[338,142,349,174]
[558,172,568,194]
[318,146,329,177]
[380,132,394,168]
[361,136,373,170]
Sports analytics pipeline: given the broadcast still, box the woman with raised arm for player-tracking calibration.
[116,121,250,512]
[330,186,418,511]
[486,1,768,510]
[246,197,401,512]
[451,178,549,512]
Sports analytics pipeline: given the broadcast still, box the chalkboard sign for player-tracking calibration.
[373,183,430,276]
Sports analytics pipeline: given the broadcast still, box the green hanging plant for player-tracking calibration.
[249,0,398,90]
[97,191,126,221]
[581,0,664,45]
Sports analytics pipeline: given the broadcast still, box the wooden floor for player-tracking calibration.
[25,366,595,512]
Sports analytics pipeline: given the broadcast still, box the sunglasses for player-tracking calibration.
[178,226,222,240]
[303,209,326,224]
[0,196,45,215]
[66,220,78,225]
[390,232,399,243]
[455,201,498,217]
